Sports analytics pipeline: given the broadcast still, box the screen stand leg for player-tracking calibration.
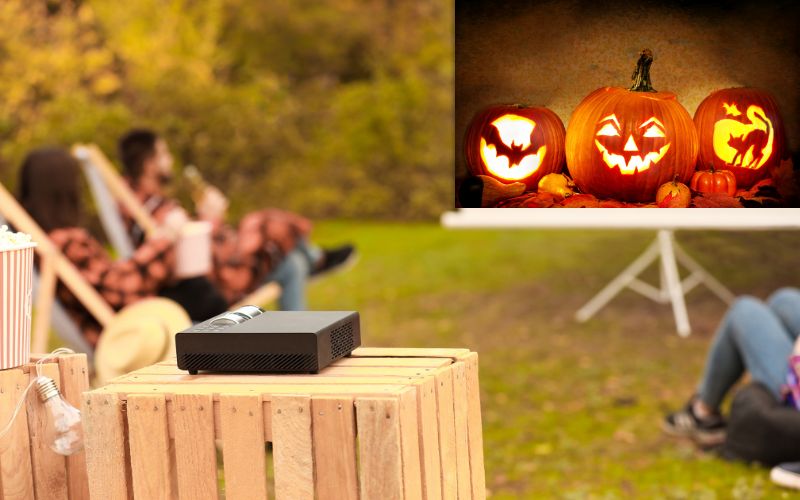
[575,229,734,337]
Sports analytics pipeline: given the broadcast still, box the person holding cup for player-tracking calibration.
[17,147,227,347]
[117,129,356,310]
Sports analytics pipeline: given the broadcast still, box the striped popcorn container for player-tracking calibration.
[0,242,36,370]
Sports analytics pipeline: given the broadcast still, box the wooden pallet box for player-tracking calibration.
[0,354,90,500]
[81,347,486,499]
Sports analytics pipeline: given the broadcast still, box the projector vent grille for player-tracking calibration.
[330,322,355,359]
[180,352,317,373]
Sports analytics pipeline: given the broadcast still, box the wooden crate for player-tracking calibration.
[0,354,91,500]
[81,347,486,499]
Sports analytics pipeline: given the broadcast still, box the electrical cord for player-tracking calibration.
[0,348,76,440]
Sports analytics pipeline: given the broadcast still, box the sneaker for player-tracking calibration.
[662,398,726,447]
[771,462,800,490]
[311,245,357,277]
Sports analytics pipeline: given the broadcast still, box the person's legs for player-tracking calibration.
[264,249,311,310]
[768,287,800,342]
[697,295,795,408]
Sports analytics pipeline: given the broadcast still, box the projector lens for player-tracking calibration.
[209,305,265,326]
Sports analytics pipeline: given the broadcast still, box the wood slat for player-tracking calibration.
[0,369,35,500]
[124,364,439,378]
[451,362,472,499]
[272,395,314,499]
[25,363,68,500]
[127,394,175,499]
[311,396,358,500]
[81,391,130,499]
[112,373,421,386]
[398,388,423,500]
[463,353,486,499]
[57,354,91,500]
[154,356,451,369]
[351,347,470,359]
[219,394,268,499]
[434,367,458,499]
[172,394,219,500]
[414,377,442,500]
[100,382,409,398]
[356,397,404,500]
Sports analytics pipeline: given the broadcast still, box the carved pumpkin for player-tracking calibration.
[465,104,566,190]
[565,49,698,202]
[693,87,785,188]
[690,167,737,196]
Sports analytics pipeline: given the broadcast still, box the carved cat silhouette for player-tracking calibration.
[726,108,771,168]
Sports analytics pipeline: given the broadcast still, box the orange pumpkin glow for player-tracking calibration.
[566,50,698,203]
[465,105,566,190]
[694,88,785,188]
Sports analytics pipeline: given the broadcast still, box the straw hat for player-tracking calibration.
[94,298,191,385]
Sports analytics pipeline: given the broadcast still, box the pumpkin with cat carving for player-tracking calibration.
[693,88,785,188]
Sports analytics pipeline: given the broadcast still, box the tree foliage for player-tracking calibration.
[0,0,453,219]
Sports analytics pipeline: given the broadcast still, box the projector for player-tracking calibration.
[175,307,361,374]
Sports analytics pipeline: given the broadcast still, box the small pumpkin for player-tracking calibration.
[694,87,785,188]
[565,49,698,202]
[656,178,691,208]
[690,167,737,196]
[465,104,566,190]
[537,173,574,199]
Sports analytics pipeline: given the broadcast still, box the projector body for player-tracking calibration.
[175,311,360,374]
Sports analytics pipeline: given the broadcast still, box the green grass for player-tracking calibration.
[306,222,800,498]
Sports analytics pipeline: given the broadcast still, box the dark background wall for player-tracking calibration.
[455,0,800,183]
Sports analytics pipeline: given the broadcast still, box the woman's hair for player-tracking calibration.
[18,147,83,232]
[118,128,158,181]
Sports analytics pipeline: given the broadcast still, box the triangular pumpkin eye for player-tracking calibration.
[642,124,665,138]
[596,123,619,137]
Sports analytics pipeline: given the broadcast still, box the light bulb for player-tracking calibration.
[35,376,84,456]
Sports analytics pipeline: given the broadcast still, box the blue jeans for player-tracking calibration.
[698,288,800,409]
[263,240,322,311]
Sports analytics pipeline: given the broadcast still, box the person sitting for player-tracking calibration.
[663,288,800,447]
[17,147,227,347]
[116,129,355,310]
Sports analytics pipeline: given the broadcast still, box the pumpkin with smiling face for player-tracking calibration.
[465,104,566,190]
[566,50,698,202]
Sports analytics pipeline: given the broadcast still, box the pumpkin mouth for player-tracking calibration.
[594,140,670,175]
[480,138,546,181]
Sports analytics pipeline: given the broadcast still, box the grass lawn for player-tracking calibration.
[305,222,800,499]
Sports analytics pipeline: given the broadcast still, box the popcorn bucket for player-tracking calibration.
[174,221,212,279]
[0,242,36,370]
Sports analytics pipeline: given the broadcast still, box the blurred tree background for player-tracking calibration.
[0,0,453,219]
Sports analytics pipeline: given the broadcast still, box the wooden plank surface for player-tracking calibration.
[398,388,423,500]
[356,397,404,500]
[112,373,423,386]
[81,391,130,499]
[0,369,35,500]
[415,376,442,500]
[352,347,470,359]
[272,395,314,499]
[311,396,358,500]
[172,394,219,500]
[123,364,441,378]
[219,394,268,499]
[25,363,68,500]
[451,362,472,499]
[100,382,410,397]
[463,353,486,499]
[434,366,458,499]
[57,354,90,500]
[155,356,451,369]
[127,394,175,499]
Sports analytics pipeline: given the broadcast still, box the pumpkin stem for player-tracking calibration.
[629,49,656,93]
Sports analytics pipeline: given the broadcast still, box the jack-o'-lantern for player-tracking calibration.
[565,49,698,202]
[694,88,785,188]
[465,104,566,190]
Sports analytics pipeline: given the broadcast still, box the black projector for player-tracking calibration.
[175,308,360,374]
